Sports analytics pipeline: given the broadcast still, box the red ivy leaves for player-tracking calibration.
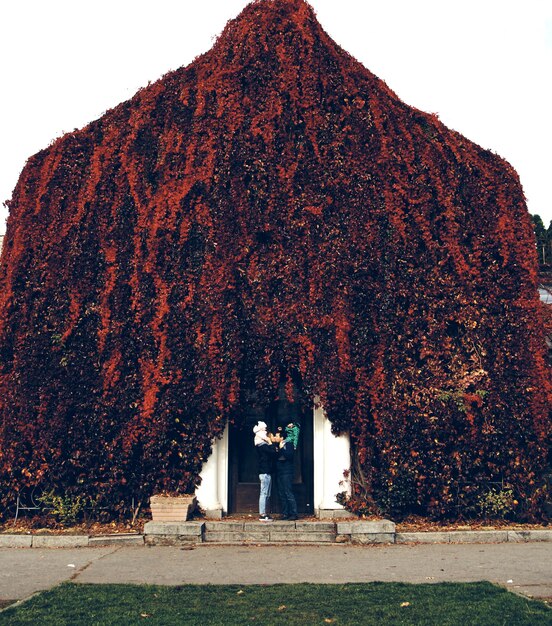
[0,0,549,518]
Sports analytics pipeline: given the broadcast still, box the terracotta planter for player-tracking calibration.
[150,494,197,522]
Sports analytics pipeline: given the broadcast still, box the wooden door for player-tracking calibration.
[229,385,313,515]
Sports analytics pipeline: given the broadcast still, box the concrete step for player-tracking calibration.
[143,519,397,545]
[204,520,337,544]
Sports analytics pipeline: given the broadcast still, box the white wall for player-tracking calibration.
[313,404,351,514]
[196,427,229,518]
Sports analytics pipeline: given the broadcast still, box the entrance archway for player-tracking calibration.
[228,384,314,515]
[196,397,350,518]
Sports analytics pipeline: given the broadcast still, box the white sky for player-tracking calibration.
[1,0,551,236]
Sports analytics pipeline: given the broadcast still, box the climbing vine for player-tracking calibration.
[0,0,549,519]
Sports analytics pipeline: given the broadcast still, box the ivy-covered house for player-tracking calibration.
[0,0,549,520]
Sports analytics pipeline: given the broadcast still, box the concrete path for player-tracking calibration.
[1,543,551,606]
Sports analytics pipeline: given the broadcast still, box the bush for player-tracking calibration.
[37,490,96,525]
[476,485,516,520]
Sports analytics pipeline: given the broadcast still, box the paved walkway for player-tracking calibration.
[1,542,551,606]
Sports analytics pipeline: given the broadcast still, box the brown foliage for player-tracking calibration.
[0,0,549,518]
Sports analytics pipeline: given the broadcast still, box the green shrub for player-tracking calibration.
[37,490,96,525]
[477,485,516,519]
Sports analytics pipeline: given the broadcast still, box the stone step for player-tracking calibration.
[204,520,337,543]
[144,519,397,545]
[203,521,336,531]
[144,521,204,546]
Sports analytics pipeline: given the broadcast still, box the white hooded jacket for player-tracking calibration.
[253,421,271,446]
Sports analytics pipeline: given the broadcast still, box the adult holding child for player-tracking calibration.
[275,422,300,521]
[253,421,277,522]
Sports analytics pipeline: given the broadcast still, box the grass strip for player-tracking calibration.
[0,581,550,625]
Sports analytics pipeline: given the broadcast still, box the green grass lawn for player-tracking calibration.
[0,582,549,625]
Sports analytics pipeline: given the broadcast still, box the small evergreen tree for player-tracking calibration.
[547,220,552,269]
[531,214,549,267]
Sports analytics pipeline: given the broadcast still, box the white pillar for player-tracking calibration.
[313,403,351,516]
[196,424,229,518]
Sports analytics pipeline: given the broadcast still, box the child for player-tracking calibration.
[253,421,271,446]
[285,422,300,449]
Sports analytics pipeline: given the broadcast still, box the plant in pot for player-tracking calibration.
[149,475,197,522]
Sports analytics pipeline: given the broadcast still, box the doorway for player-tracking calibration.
[228,384,313,515]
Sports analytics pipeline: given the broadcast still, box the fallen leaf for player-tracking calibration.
[278,605,286,611]
[400,602,411,607]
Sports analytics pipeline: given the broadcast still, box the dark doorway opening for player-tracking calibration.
[228,383,313,515]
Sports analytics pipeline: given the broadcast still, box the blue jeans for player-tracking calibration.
[259,473,272,516]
